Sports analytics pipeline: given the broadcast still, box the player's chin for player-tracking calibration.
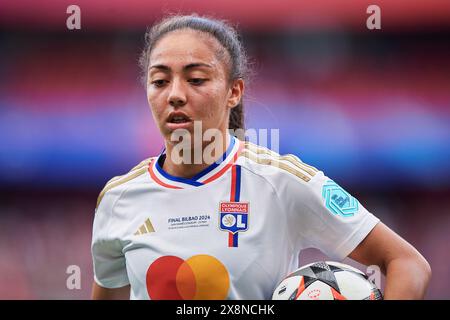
[163,124,195,143]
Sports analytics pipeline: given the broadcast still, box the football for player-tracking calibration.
[272,261,383,300]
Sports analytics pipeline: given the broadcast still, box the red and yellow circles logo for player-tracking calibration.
[146,255,230,300]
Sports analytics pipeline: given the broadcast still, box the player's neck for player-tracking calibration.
[162,133,231,179]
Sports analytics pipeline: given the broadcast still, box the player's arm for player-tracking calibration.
[91,282,130,300]
[348,222,431,299]
[92,187,130,299]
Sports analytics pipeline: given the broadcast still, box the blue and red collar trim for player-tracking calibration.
[148,135,243,189]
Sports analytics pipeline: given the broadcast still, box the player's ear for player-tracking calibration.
[227,78,244,109]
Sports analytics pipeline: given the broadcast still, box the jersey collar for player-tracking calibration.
[148,135,243,189]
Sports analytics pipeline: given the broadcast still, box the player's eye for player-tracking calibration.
[151,79,168,88]
[188,78,207,86]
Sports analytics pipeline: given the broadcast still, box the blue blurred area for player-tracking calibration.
[248,99,450,188]
[0,101,158,187]
[1,31,449,190]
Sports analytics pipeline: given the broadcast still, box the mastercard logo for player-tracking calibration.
[146,254,230,300]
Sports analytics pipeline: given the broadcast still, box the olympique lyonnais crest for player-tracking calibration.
[219,202,249,247]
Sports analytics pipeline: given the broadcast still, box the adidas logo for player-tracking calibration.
[134,218,155,235]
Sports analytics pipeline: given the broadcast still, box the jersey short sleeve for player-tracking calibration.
[91,188,129,288]
[280,167,380,261]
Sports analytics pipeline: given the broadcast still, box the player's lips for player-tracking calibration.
[166,111,193,130]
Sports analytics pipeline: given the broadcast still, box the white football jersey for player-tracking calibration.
[91,134,380,300]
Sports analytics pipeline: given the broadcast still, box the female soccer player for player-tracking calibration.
[91,15,431,300]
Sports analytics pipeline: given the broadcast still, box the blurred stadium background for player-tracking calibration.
[0,0,449,299]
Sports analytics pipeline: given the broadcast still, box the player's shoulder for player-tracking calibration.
[238,140,321,184]
[95,156,156,210]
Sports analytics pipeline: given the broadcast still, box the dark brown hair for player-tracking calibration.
[139,14,250,131]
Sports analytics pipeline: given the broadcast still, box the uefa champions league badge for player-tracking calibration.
[219,202,249,248]
[322,180,359,218]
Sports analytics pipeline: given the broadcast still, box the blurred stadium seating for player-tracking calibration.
[0,0,449,299]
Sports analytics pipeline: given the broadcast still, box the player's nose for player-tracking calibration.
[167,79,187,108]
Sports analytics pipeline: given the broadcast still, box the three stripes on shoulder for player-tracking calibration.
[242,141,318,183]
[96,157,153,210]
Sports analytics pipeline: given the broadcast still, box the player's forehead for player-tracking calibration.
[149,29,225,72]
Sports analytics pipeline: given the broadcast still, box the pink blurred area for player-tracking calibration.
[0,192,95,299]
[1,0,450,30]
